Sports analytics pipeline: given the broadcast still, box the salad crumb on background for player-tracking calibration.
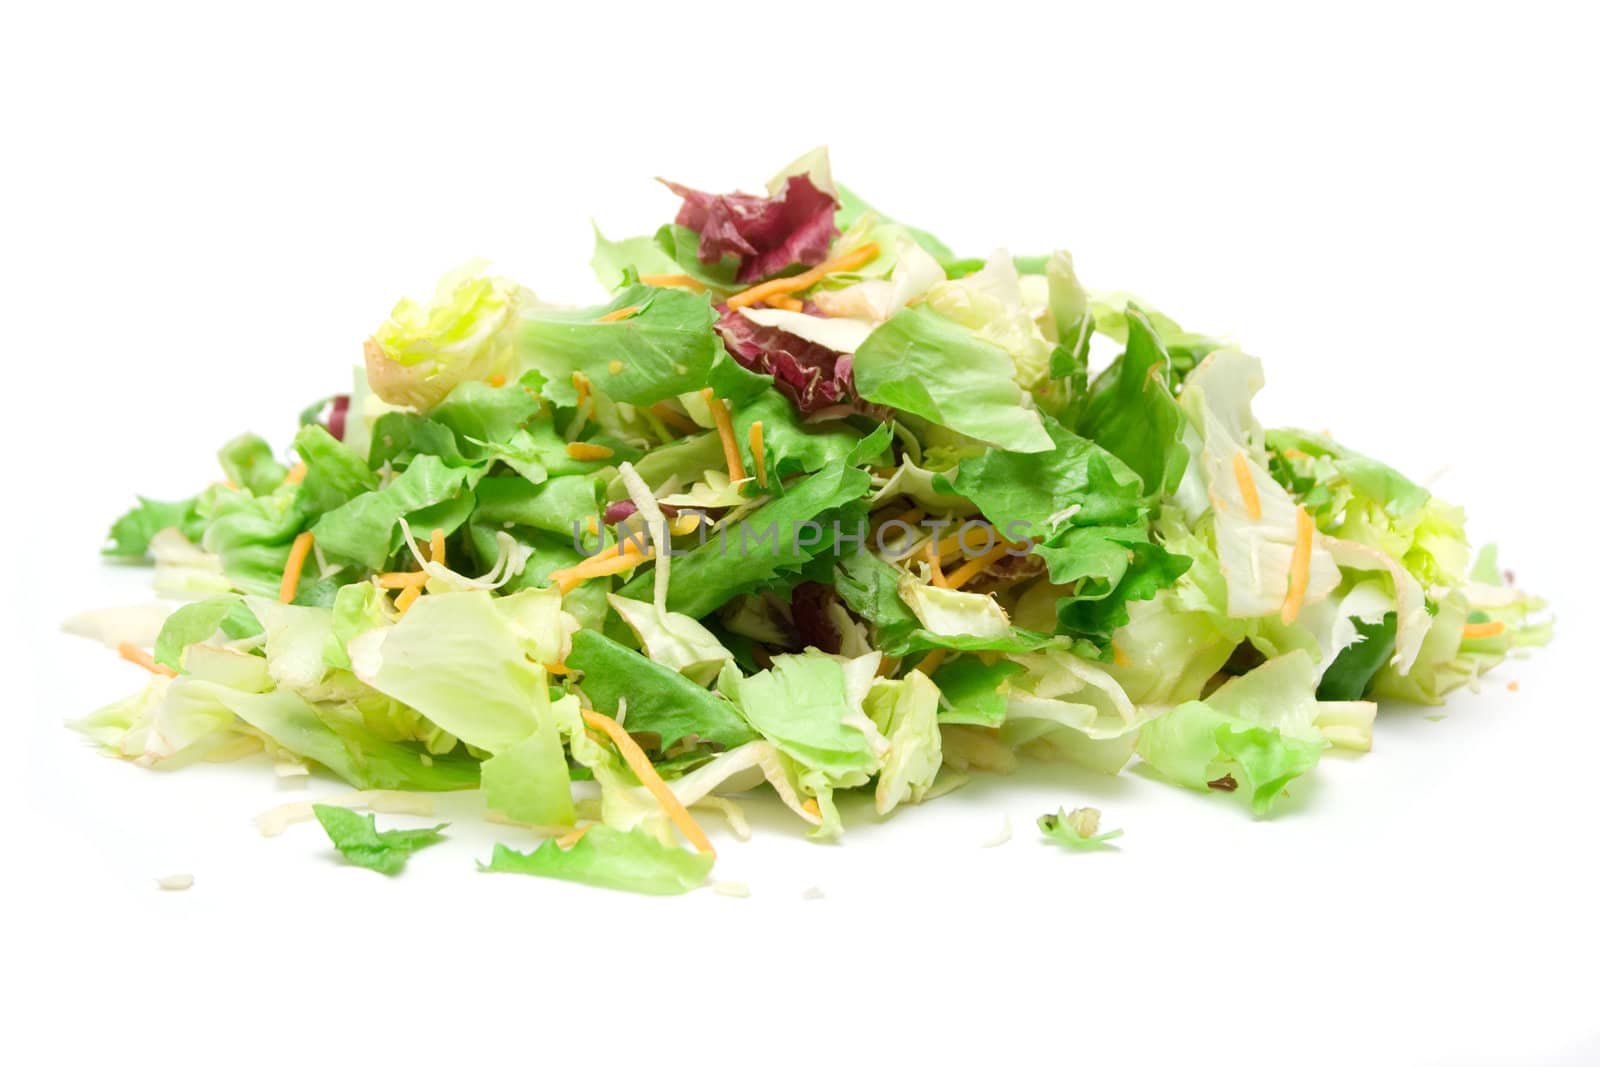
[71,149,1549,895]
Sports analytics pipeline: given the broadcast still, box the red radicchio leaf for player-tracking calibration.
[713,306,858,417]
[788,582,842,655]
[661,175,838,283]
[603,500,679,525]
[327,395,350,442]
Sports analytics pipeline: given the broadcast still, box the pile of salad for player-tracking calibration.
[75,149,1550,894]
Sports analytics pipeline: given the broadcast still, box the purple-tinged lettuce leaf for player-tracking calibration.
[662,175,838,283]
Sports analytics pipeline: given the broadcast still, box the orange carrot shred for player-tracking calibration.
[581,710,714,856]
[279,531,314,604]
[1233,451,1261,521]
[1280,507,1313,624]
[118,642,176,677]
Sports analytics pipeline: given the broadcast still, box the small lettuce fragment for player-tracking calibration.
[1038,806,1123,851]
[313,804,448,876]
[480,826,713,895]
[1136,700,1325,816]
[105,495,205,560]
[218,434,290,495]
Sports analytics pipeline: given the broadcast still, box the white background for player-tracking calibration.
[5,2,1597,1063]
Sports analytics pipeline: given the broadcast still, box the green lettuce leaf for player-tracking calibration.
[313,804,448,875]
[930,656,1022,727]
[590,222,679,291]
[853,305,1053,453]
[480,826,712,896]
[312,455,471,571]
[566,629,756,751]
[348,590,555,754]
[104,496,203,559]
[520,285,722,406]
[218,433,289,495]
[616,459,871,619]
[1077,306,1189,497]
[722,650,882,783]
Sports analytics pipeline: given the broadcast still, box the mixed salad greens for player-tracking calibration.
[75,149,1549,893]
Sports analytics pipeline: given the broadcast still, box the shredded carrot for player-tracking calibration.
[801,798,821,817]
[284,462,308,485]
[374,571,429,590]
[639,273,706,292]
[487,373,506,388]
[749,420,768,488]
[870,506,925,544]
[573,372,591,407]
[547,546,655,593]
[597,305,642,323]
[607,359,624,374]
[913,648,948,676]
[279,531,314,604]
[543,661,571,676]
[932,525,998,562]
[429,527,446,567]
[1282,448,1311,461]
[581,710,714,855]
[1280,507,1313,624]
[1506,680,1520,692]
[118,642,176,677]
[1233,451,1261,521]
[726,242,881,310]
[565,441,615,461]
[945,541,1010,589]
[764,293,803,312]
[554,824,594,850]
[394,585,422,613]
[926,539,946,587]
[703,389,747,481]
[1112,642,1131,668]
[649,402,700,434]
[1462,620,1506,640]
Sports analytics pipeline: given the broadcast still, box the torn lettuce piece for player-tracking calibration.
[722,650,885,786]
[567,629,755,751]
[1038,806,1123,851]
[480,826,712,896]
[863,671,941,814]
[1136,697,1327,817]
[348,590,562,756]
[313,804,448,876]
[1077,305,1189,498]
[853,306,1053,453]
[606,595,734,686]
[923,249,1053,389]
